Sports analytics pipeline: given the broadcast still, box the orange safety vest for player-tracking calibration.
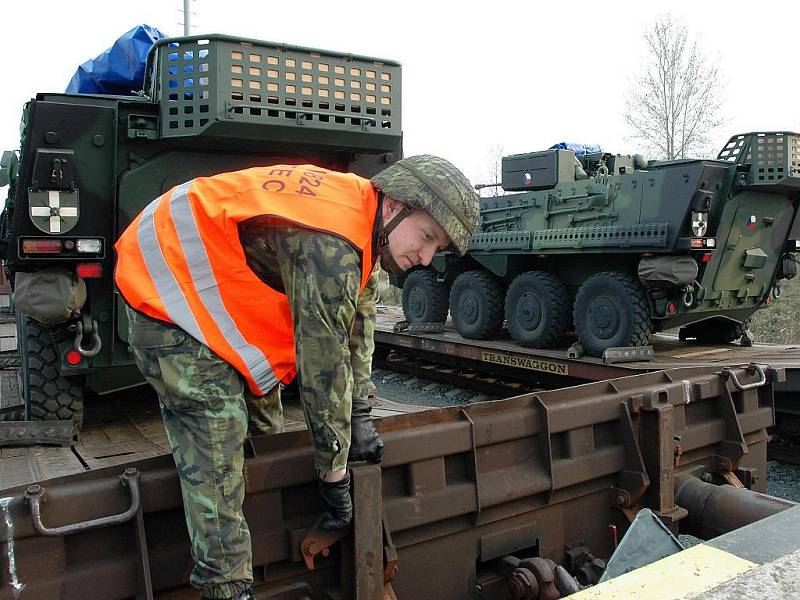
[115,165,379,396]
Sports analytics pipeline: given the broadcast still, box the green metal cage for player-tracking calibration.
[144,34,402,152]
[718,131,800,190]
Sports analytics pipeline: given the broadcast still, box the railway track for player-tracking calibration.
[373,354,539,403]
[374,306,800,465]
[376,340,800,465]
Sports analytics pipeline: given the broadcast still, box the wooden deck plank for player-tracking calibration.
[2,382,427,491]
[0,452,37,490]
[1,446,29,458]
[29,447,85,481]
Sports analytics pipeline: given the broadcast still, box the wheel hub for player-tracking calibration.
[517,293,542,331]
[409,288,427,319]
[460,293,479,324]
[588,296,620,339]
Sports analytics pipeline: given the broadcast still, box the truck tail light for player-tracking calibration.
[691,238,716,249]
[76,263,103,278]
[21,239,62,253]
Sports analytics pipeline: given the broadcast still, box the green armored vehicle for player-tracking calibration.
[0,33,402,425]
[397,135,800,357]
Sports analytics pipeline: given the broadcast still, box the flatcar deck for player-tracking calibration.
[0,386,425,491]
[375,305,800,384]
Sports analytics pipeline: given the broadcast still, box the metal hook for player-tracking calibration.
[74,315,102,357]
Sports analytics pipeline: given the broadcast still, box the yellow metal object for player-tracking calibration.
[571,544,756,599]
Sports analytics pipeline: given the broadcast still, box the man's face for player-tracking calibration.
[382,199,450,272]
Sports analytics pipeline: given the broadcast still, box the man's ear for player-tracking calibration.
[383,196,404,218]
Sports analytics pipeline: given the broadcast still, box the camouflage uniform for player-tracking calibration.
[127,224,378,600]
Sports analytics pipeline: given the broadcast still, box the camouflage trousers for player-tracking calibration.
[126,306,283,599]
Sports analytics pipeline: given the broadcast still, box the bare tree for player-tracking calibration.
[476,144,505,197]
[625,14,724,160]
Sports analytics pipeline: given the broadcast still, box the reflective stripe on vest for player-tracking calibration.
[137,180,278,393]
[136,181,207,346]
[116,165,379,396]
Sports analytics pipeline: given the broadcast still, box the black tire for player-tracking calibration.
[402,268,450,324]
[679,318,751,344]
[505,271,571,348]
[18,316,84,427]
[449,270,505,339]
[573,271,652,357]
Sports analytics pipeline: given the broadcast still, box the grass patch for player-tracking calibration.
[750,277,800,344]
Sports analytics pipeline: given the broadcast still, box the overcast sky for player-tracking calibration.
[2,0,799,189]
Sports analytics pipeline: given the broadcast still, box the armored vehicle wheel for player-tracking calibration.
[402,268,450,324]
[573,272,651,357]
[17,316,84,427]
[678,318,752,344]
[505,271,571,348]
[449,270,505,339]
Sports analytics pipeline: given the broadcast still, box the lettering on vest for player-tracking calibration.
[260,168,328,198]
[262,180,286,193]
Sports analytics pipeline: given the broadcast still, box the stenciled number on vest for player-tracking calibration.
[261,168,328,198]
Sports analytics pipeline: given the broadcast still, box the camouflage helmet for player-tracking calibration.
[370,155,480,255]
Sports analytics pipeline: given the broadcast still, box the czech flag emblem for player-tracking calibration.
[747,215,757,230]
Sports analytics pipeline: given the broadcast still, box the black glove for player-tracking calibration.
[318,471,353,530]
[349,395,384,463]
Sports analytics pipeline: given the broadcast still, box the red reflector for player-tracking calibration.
[766,296,772,306]
[76,263,103,278]
[65,350,82,366]
[667,302,677,314]
[22,239,62,253]
[702,253,713,263]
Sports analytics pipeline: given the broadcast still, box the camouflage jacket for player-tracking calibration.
[239,220,378,475]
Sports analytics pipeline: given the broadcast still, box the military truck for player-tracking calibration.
[397,135,800,357]
[0,33,402,426]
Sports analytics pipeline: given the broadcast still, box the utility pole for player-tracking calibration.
[183,0,191,36]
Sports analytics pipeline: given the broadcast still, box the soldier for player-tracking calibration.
[114,155,479,600]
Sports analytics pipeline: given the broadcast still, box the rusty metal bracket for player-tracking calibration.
[299,517,350,570]
[351,463,384,599]
[715,368,750,473]
[639,391,678,515]
[382,510,399,600]
[459,408,482,515]
[382,511,399,585]
[721,470,745,489]
[721,364,766,391]
[611,402,650,508]
[25,468,142,536]
[535,394,555,504]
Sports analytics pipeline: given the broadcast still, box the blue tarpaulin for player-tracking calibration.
[549,142,603,156]
[66,24,167,95]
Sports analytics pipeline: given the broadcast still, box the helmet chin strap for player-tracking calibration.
[378,201,414,275]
